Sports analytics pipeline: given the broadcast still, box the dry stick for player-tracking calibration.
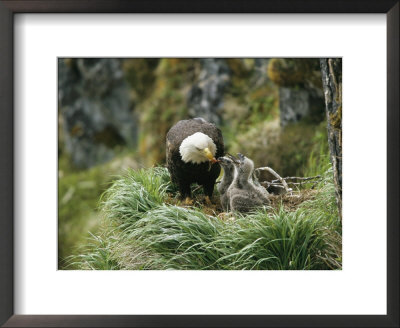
[261,179,321,194]
[292,181,321,186]
[260,182,287,193]
[256,167,291,194]
[275,180,321,186]
[260,182,284,187]
[263,181,320,187]
[192,185,203,192]
[272,175,321,183]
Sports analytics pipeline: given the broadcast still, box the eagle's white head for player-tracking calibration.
[179,132,217,164]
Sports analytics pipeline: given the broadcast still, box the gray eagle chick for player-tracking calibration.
[228,153,270,213]
[217,156,238,211]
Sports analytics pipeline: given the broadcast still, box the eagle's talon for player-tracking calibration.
[183,197,194,206]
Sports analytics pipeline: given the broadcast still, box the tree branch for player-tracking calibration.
[256,167,291,194]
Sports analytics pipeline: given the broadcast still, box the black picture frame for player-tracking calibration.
[0,1,398,327]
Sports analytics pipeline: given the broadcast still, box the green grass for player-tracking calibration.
[66,165,341,270]
[304,124,331,178]
[58,160,113,267]
[58,150,141,269]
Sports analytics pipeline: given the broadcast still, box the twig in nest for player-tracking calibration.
[256,167,291,194]
[272,180,322,186]
[192,185,202,193]
[262,180,321,190]
[260,182,287,195]
[271,175,321,183]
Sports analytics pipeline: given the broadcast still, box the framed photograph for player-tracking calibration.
[1,1,398,327]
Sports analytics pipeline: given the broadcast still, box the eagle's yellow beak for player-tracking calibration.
[203,148,217,163]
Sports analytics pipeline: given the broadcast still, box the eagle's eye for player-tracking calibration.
[195,147,202,151]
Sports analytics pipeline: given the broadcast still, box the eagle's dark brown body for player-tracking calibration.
[166,118,224,199]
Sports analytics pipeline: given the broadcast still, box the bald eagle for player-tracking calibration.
[166,118,224,203]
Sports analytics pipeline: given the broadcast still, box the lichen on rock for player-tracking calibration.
[58,58,137,168]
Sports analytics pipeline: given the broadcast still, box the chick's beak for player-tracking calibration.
[203,148,218,163]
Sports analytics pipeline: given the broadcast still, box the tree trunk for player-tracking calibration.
[320,58,342,220]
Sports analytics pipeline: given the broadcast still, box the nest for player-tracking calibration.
[268,189,318,212]
[165,167,321,217]
[166,188,318,218]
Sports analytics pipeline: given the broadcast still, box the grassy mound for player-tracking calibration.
[67,167,341,270]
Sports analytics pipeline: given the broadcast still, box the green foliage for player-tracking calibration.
[123,58,159,101]
[304,127,331,177]
[267,58,322,88]
[68,165,341,270]
[101,167,171,226]
[247,88,278,123]
[221,68,280,158]
[229,121,329,177]
[220,59,327,178]
[65,232,121,270]
[225,58,253,92]
[58,160,113,267]
[136,59,196,165]
[58,149,141,269]
[266,121,329,177]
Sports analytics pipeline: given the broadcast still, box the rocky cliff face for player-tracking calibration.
[58,59,137,168]
[187,59,230,125]
[279,87,324,126]
[267,58,325,127]
[251,58,270,87]
[58,58,326,169]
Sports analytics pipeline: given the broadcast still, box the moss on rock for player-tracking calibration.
[230,120,328,177]
[136,59,199,165]
[267,58,322,88]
